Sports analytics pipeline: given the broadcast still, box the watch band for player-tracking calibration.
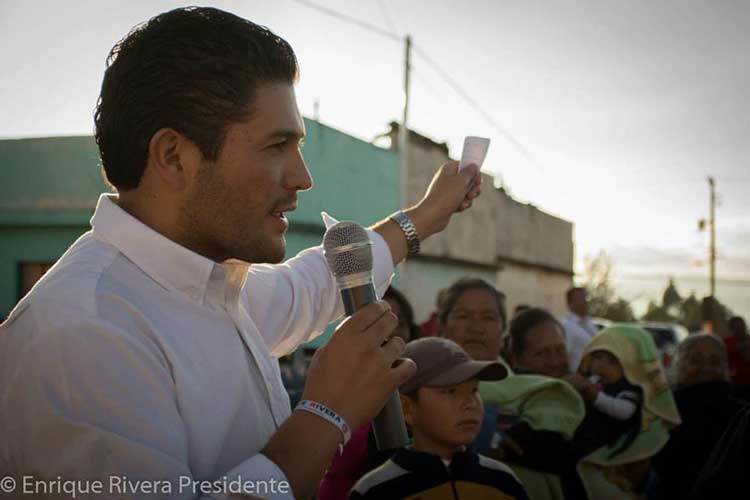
[390,211,420,257]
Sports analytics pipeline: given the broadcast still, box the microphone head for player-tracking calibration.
[323,221,373,281]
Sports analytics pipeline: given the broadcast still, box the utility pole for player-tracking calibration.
[708,176,716,297]
[398,35,412,209]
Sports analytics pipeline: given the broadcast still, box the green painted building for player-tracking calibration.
[0,119,399,324]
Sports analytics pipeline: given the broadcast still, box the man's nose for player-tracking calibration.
[285,152,313,192]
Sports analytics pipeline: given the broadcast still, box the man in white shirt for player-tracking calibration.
[561,287,599,372]
[0,7,483,500]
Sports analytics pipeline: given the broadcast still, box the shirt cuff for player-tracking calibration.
[222,453,295,500]
[367,229,395,298]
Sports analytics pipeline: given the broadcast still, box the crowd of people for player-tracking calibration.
[296,279,750,500]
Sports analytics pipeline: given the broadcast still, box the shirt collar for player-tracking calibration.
[90,193,249,307]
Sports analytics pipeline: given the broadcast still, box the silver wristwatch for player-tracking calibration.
[390,211,420,257]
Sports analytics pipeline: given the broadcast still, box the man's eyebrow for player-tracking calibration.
[265,130,305,142]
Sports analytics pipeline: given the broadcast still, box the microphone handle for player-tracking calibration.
[340,283,409,451]
[341,283,378,316]
[372,391,409,451]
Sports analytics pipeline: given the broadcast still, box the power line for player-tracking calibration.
[410,45,547,173]
[377,0,399,35]
[290,0,400,41]
[289,0,546,173]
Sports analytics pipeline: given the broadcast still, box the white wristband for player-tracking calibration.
[295,400,352,450]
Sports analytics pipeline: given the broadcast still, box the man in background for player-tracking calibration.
[561,286,599,371]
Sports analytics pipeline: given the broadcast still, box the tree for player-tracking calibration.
[582,251,636,322]
[606,298,637,322]
[642,300,675,322]
[642,280,733,334]
[662,278,681,310]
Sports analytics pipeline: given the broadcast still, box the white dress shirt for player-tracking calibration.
[0,194,394,499]
[561,312,598,372]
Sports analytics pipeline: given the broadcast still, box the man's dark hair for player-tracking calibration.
[94,6,299,190]
[565,286,586,305]
[508,307,563,358]
[437,277,507,332]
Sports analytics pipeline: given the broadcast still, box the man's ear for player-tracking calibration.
[400,393,416,427]
[147,128,200,191]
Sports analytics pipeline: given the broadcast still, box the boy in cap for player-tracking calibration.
[349,337,529,499]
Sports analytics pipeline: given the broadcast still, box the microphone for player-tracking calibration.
[323,220,409,451]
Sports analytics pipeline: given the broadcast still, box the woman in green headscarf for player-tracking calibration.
[572,325,681,499]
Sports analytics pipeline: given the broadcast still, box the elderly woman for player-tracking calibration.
[437,277,508,363]
[649,334,745,500]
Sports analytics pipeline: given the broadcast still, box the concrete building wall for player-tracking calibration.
[494,189,574,273]
[387,123,573,323]
[497,264,572,318]
[400,126,498,267]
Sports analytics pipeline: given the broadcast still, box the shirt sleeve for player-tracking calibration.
[244,230,395,357]
[0,304,293,500]
[593,391,638,420]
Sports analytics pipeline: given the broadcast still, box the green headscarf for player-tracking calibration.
[480,373,586,500]
[576,325,681,498]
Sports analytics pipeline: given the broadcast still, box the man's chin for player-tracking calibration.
[234,238,286,264]
[257,239,286,264]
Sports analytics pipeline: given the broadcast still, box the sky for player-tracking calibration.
[1,0,748,317]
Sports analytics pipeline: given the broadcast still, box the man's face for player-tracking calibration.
[180,83,312,264]
[569,289,589,317]
[513,320,569,378]
[404,379,484,450]
[441,289,505,361]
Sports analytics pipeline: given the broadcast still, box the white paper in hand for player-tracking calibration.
[458,136,490,172]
